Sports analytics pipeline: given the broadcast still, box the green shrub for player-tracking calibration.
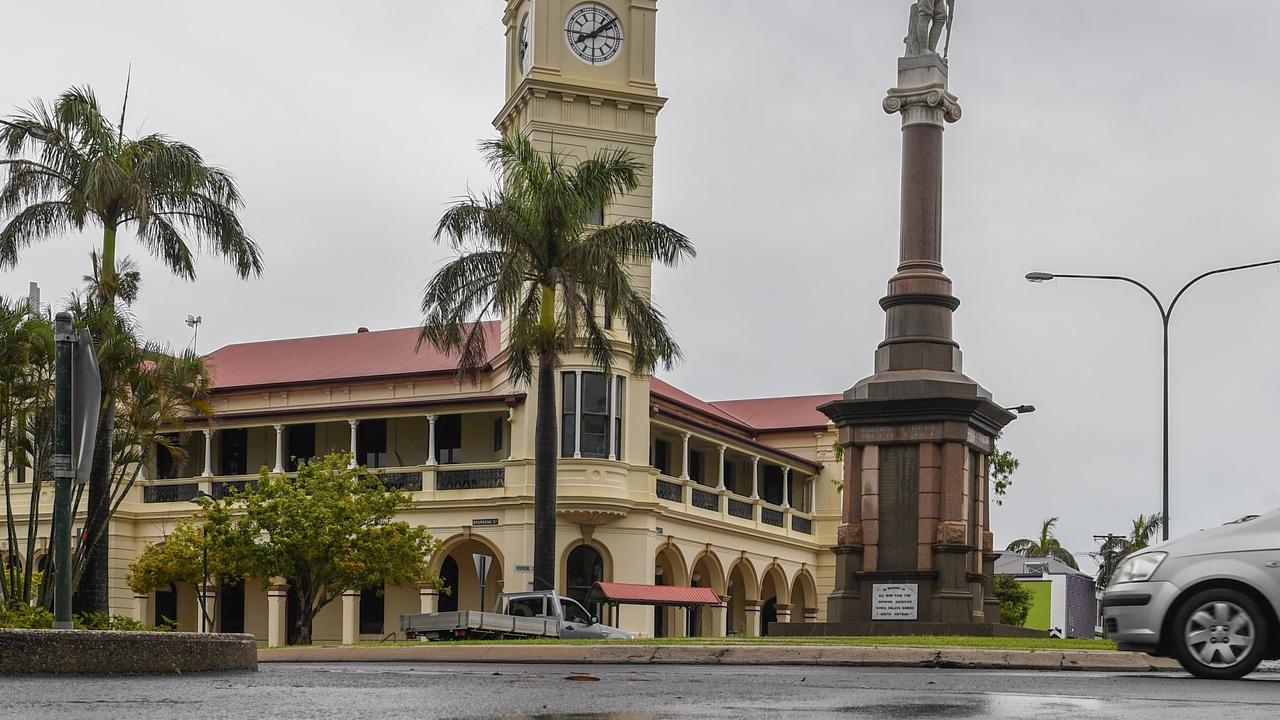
[993,574,1033,627]
[75,612,151,631]
[0,602,54,628]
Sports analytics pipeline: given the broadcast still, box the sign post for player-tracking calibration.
[473,554,493,613]
[50,314,101,629]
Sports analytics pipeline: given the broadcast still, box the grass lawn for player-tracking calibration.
[334,635,1115,652]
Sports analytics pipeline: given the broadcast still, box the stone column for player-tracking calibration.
[679,432,691,481]
[418,585,440,614]
[347,419,359,468]
[781,467,791,509]
[267,580,288,648]
[716,445,726,490]
[341,589,360,645]
[708,603,728,638]
[743,600,762,637]
[750,456,759,499]
[667,607,687,638]
[134,592,150,625]
[426,415,438,466]
[273,424,285,474]
[201,429,214,477]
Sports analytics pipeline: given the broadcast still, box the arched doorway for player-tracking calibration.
[760,565,788,636]
[433,536,504,612]
[654,544,688,637]
[565,545,604,620]
[727,561,758,636]
[791,570,818,623]
[689,552,726,637]
[439,556,459,612]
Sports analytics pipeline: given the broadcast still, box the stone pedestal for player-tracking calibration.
[821,53,1014,630]
[708,603,728,638]
[418,585,440,615]
[134,593,150,626]
[266,580,288,648]
[341,590,360,646]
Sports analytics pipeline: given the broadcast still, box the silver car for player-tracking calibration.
[1102,508,1280,679]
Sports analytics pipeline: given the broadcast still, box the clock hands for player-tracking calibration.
[574,16,618,45]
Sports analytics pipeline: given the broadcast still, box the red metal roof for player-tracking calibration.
[204,322,501,391]
[711,393,841,431]
[649,378,754,431]
[586,581,721,606]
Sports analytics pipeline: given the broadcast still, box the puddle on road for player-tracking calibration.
[842,693,1105,719]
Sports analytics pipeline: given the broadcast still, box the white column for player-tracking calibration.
[782,466,792,508]
[607,375,618,461]
[505,409,514,462]
[341,589,360,645]
[273,424,285,474]
[716,445,726,490]
[201,429,213,477]
[809,478,817,514]
[426,414,438,466]
[267,580,287,648]
[348,419,359,468]
[134,593,150,625]
[750,456,759,499]
[680,432,691,481]
[573,371,583,458]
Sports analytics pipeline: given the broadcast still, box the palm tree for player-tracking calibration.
[0,86,261,611]
[421,133,695,590]
[1006,516,1079,570]
[1094,512,1164,586]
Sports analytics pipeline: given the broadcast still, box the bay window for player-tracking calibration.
[560,371,625,459]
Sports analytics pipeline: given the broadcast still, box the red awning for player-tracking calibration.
[586,582,721,607]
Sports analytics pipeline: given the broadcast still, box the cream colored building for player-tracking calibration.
[2,0,846,644]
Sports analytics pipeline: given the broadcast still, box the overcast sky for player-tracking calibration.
[4,1,1279,566]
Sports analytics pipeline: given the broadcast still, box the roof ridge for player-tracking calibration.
[207,320,500,354]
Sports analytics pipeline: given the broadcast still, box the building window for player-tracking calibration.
[359,585,385,635]
[762,464,784,506]
[561,372,623,459]
[436,415,462,465]
[654,439,671,475]
[589,203,605,226]
[612,376,624,458]
[220,428,247,476]
[689,450,705,484]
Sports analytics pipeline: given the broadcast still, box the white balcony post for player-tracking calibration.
[782,466,792,509]
[426,414,438,466]
[505,409,514,462]
[348,419,359,468]
[716,445,726,491]
[750,456,759,499]
[272,424,285,474]
[809,478,816,514]
[201,429,213,478]
[573,371,583,458]
[680,432,691,481]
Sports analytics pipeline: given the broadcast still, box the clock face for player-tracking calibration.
[564,3,623,65]
[518,11,532,75]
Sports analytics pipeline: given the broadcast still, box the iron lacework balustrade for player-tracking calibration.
[791,514,813,534]
[691,487,720,512]
[213,480,256,500]
[761,507,784,528]
[656,478,682,502]
[143,483,199,504]
[377,471,424,492]
[727,497,753,520]
[435,467,504,491]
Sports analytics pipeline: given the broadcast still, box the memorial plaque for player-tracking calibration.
[872,583,919,620]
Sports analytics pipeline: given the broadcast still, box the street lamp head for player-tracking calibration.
[1025,272,1055,283]
[189,490,215,505]
[1006,404,1036,415]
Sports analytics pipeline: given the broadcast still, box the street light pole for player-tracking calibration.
[1026,260,1280,541]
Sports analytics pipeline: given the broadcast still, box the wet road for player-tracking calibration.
[1,662,1277,719]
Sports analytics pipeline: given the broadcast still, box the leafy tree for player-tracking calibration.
[420,133,694,590]
[993,574,1033,627]
[0,86,262,612]
[988,443,1020,506]
[1093,511,1164,587]
[125,521,221,629]
[1006,516,1078,570]
[186,452,441,645]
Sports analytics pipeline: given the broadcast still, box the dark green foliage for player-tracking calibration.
[993,574,1033,627]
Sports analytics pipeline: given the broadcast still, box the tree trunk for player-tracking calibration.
[532,353,558,592]
[74,396,114,614]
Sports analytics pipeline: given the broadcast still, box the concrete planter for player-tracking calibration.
[0,629,257,674]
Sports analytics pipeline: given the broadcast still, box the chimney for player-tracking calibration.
[356,327,369,333]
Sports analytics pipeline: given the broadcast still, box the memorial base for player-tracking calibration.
[768,621,1044,639]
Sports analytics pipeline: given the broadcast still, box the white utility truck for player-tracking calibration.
[400,590,633,641]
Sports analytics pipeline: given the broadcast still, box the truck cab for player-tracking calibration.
[501,591,631,639]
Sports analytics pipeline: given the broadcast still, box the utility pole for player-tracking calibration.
[1092,533,1126,588]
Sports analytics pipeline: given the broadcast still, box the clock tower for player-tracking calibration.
[496,0,665,301]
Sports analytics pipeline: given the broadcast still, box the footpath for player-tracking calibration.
[259,643,1181,672]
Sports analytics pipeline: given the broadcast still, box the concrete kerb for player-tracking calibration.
[0,629,258,674]
[257,644,1181,672]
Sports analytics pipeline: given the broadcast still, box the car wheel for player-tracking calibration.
[1171,588,1267,680]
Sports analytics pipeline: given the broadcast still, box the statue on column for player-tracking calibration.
[905,0,954,58]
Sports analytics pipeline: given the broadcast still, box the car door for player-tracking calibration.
[556,597,600,639]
